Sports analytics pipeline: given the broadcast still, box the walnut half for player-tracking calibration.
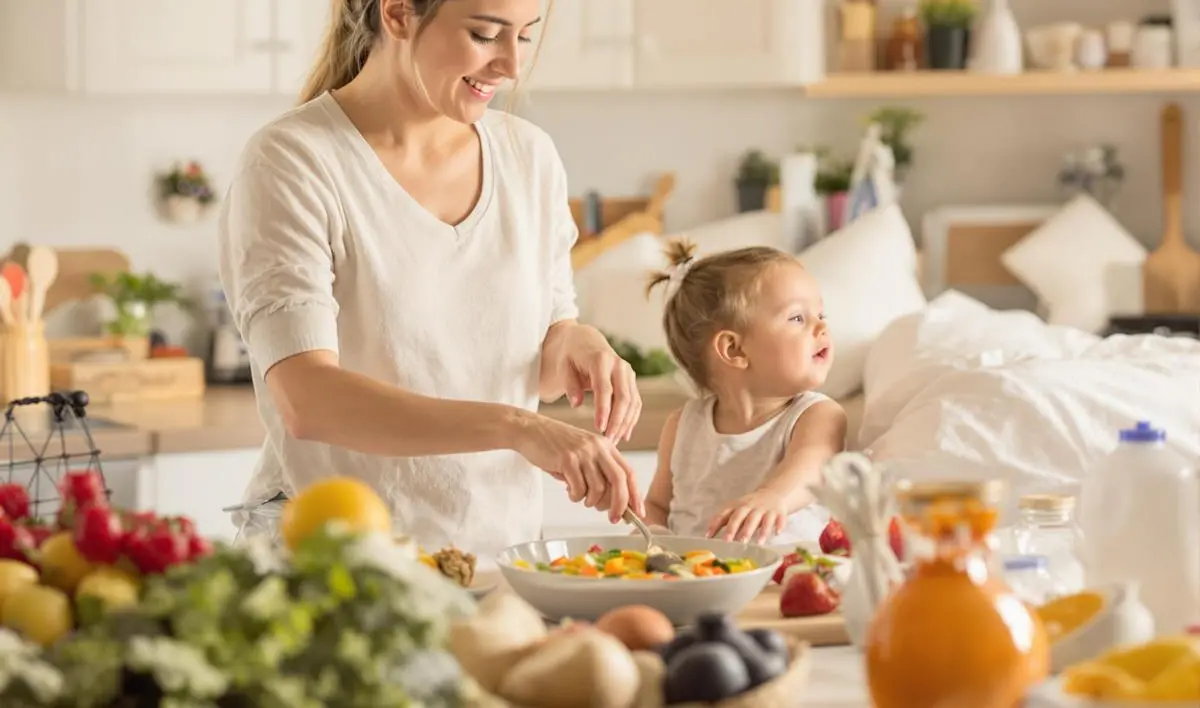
[433,546,478,588]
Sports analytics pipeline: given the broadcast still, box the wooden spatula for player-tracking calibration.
[1143,103,1200,314]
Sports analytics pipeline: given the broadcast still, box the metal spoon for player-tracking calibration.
[622,509,693,577]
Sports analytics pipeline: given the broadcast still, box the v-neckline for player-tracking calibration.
[319,91,494,237]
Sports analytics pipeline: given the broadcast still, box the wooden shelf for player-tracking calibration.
[804,68,1200,98]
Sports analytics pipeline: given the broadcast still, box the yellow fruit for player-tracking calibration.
[1,584,73,647]
[1037,590,1106,643]
[75,567,140,612]
[38,532,95,593]
[1143,653,1200,701]
[280,477,391,550]
[1061,662,1144,699]
[1098,637,1200,683]
[0,560,38,607]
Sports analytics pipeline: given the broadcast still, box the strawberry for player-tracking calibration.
[780,569,841,618]
[819,519,851,556]
[772,550,806,584]
[0,518,34,563]
[888,517,905,561]
[0,484,30,521]
[73,504,125,564]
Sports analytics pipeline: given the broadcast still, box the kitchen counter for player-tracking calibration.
[60,375,691,460]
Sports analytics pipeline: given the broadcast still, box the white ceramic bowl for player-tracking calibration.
[1028,677,1195,707]
[497,535,782,625]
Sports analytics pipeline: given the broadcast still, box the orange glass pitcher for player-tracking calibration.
[865,479,1050,708]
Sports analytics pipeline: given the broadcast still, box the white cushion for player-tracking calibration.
[574,231,670,351]
[1001,194,1147,333]
[681,210,786,256]
[799,203,928,399]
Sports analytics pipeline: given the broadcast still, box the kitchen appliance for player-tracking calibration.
[207,286,251,384]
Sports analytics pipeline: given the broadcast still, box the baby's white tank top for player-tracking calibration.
[667,391,832,545]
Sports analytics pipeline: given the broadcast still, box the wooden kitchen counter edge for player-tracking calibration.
[76,375,691,458]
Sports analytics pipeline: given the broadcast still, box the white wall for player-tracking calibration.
[0,0,1194,344]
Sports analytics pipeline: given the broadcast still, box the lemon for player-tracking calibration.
[1143,652,1200,701]
[76,567,141,612]
[0,560,38,607]
[1097,637,1200,683]
[280,477,391,550]
[1061,663,1145,700]
[39,532,95,594]
[1,584,73,647]
[1036,590,1106,643]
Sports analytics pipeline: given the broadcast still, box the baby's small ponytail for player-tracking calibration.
[645,237,698,300]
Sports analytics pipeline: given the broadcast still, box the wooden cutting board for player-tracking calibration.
[734,583,849,647]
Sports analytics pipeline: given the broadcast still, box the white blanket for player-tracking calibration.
[858,291,1200,509]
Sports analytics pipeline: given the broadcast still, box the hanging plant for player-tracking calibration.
[156,161,217,224]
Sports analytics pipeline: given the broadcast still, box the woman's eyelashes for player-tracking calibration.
[469,30,533,45]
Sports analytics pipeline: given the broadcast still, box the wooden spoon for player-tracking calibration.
[24,246,59,323]
[0,279,14,327]
[1143,103,1200,313]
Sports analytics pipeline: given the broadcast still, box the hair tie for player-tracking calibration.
[665,257,694,299]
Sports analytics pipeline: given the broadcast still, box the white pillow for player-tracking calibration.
[574,231,670,351]
[1001,194,1147,333]
[798,203,928,399]
[676,210,785,256]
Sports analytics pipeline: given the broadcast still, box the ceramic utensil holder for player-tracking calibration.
[0,323,50,403]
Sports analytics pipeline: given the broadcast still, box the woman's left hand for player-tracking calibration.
[561,325,642,442]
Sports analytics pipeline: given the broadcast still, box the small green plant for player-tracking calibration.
[90,271,193,336]
[919,0,977,28]
[735,149,781,187]
[604,333,677,378]
[865,106,925,176]
[157,160,216,204]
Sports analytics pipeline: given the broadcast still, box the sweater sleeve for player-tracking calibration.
[547,147,580,325]
[217,148,341,375]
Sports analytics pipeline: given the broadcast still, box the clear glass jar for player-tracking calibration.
[1012,493,1086,600]
[222,491,288,546]
[1002,554,1054,606]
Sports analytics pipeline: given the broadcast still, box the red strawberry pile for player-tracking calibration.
[0,469,211,575]
[817,517,906,561]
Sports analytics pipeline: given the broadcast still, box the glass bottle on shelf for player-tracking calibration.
[1012,493,1086,601]
[866,479,1051,708]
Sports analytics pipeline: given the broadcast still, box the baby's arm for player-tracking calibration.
[708,399,847,542]
[641,407,682,529]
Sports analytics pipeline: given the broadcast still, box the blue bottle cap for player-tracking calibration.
[1120,421,1167,443]
[1003,555,1048,572]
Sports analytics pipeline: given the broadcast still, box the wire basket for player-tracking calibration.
[1,390,107,522]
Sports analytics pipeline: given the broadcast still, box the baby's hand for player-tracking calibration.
[707,489,789,544]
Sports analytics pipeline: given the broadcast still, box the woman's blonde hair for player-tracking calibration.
[646,238,797,391]
[298,0,551,106]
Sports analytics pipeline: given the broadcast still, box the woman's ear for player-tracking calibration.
[380,0,414,40]
[712,330,748,371]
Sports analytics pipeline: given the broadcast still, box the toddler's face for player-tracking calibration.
[737,261,833,397]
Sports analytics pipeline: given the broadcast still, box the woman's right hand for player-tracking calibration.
[514,414,645,523]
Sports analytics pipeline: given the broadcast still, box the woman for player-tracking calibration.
[217,0,644,557]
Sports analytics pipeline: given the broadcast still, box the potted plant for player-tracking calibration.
[864,106,925,183]
[157,160,216,224]
[90,271,192,358]
[734,149,781,213]
[814,154,855,235]
[919,0,977,70]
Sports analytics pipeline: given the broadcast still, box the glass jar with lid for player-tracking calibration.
[866,479,1051,708]
[1013,493,1086,600]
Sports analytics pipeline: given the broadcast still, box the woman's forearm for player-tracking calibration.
[267,352,532,457]
[643,500,670,528]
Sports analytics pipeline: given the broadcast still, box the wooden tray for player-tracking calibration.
[734,584,849,647]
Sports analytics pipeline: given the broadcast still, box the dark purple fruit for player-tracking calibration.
[694,613,738,642]
[747,627,790,661]
[720,627,786,687]
[659,630,698,664]
[663,643,751,704]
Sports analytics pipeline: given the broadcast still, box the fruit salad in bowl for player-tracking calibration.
[497,535,782,625]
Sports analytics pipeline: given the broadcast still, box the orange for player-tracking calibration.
[280,477,392,550]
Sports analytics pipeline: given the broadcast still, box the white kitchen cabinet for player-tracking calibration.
[632,0,824,88]
[81,0,276,93]
[147,448,261,543]
[0,0,330,95]
[541,450,658,538]
[523,0,635,90]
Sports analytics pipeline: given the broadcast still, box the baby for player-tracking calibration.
[640,239,846,546]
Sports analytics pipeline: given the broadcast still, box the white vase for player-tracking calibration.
[164,194,203,224]
[971,0,1023,75]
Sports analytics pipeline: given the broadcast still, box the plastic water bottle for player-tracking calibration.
[1078,421,1200,634]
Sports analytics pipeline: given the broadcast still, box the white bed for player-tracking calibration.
[858,290,1200,514]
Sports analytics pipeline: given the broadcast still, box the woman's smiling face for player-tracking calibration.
[380,0,543,123]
